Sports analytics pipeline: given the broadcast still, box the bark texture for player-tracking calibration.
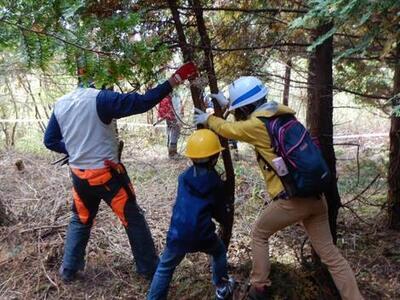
[283,59,292,105]
[307,23,341,243]
[388,42,400,230]
[307,22,340,298]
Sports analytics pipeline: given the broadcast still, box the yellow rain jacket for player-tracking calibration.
[207,101,296,200]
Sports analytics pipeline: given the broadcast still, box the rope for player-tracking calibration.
[169,76,209,130]
[170,101,195,130]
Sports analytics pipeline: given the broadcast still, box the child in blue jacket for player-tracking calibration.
[147,129,234,300]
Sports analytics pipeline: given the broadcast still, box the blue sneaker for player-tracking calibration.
[216,277,235,300]
[59,266,78,283]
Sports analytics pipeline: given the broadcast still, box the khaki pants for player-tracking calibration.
[251,196,363,300]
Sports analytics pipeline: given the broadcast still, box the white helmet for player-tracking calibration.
[228,76,269,111]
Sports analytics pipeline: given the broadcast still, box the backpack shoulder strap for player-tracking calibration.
[256,151,274,172]
[256,116,278,153]
[254,116,277,172]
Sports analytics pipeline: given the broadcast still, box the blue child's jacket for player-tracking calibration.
[166,165,225,253]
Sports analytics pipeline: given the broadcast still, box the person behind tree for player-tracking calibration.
[156,94,182,158]
[194,76,363,300]
[147,129,235,300]
[43,62,198,282]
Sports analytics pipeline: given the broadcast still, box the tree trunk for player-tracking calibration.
[307,23,340,298]
[191,0,236,248]
[388,42,400,230]
[5,78,18,147]
[283,59,292,105]
[307,23,341,243]
[167,0,204,110]
[16,74,46,133]
[168,0,236,247]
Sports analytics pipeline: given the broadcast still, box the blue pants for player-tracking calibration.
[166,119,180,148]
[62,166,158,276]
[147,238,228,300]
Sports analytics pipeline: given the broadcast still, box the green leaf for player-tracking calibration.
[338,0,359,17]
[62,1,85,19]
[355,10,372,27]
[334,29,376,61]
[393,105,400,117]
[307,26,337,51]
[289,16,307,29]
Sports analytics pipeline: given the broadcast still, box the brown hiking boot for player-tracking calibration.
[168,145,177,158]
[168,145,183,159]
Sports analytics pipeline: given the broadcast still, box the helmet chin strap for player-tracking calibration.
[234,97,266,121]
[254,97,266,108]
[192,153,219,168]
[223,109,231,119]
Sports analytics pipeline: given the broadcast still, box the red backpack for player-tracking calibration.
[157,96,175,121]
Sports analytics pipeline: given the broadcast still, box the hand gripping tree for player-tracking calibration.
[168,0,236,248]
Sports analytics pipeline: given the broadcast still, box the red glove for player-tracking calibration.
[172,62,198,84]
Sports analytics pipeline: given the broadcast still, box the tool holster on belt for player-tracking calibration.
[104,159,135,200]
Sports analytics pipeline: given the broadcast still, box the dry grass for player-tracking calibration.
[0,136,399,299]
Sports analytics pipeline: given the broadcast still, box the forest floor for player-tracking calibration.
[0,135,399,299]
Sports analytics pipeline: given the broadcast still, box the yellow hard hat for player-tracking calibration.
[185,129,225,159]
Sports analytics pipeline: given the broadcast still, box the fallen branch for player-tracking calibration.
[341,204,374,226]
[343,174,381,206]
[37,234,59,290]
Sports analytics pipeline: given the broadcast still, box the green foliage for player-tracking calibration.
[14,127,48,154]
[334,30,377,62]
[290,0,399,110]
[393,105,400,117]
[205,1,303,83]
[335,60,393,110]
[337,145,388,197]
[308,26,337,51]
[290,0,400,59]
[0,0,171,85]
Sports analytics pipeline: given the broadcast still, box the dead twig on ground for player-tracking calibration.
[343,173,381,206]
[37,233,59,290]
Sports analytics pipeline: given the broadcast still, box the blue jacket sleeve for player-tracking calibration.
[96,81,173,124]
[211,174,229,224]
[44,112,68,154]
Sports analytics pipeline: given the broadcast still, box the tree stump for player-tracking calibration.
[15,159,24,171]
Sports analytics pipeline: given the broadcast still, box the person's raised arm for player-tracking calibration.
[96,62,198,124]
[194,108,263,144]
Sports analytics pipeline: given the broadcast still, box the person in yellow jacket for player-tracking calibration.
[194,76,363,300]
